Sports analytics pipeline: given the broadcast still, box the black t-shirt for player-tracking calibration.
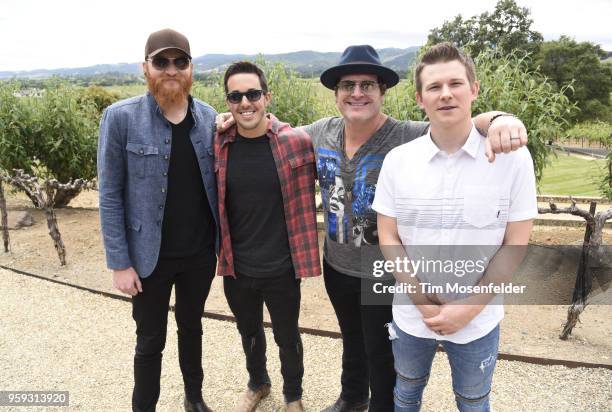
[159,108,215,262]
[226,134,293,278]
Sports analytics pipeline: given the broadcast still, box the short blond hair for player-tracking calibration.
[414,42,476,93]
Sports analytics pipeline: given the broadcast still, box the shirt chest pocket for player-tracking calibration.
[126,142,159,179]
[462,185,501,228]
[288,151,315,169]
[286,151,316,195]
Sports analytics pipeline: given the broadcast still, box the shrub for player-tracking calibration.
[383,79,425,122]
[263,61,329,126]
[193,59,331,127]
[472,50,576,181]
[0,80,99,207]
[601,152,612,200]
[0,82,36,175]
[76,85,120,115]
[565,121,612,147]
[192,72,226,113]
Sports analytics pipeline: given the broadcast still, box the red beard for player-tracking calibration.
[146,70,193,110]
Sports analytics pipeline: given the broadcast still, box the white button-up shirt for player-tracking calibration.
[372,125,537,343]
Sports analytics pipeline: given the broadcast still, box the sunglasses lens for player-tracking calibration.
[245,90,263,102]
[174,57,189,70]
[150,56,190,70]
[151,57,169,70]
[227,92,242,104]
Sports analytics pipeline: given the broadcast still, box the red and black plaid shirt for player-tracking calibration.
[214,114,321,278]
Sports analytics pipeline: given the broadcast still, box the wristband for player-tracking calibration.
[488,113,515,128]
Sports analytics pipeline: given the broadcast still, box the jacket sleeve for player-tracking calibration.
[97,108,131,271]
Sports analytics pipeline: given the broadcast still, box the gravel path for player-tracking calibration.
[1,268,610,411]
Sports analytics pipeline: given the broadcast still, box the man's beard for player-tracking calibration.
[146,70,192,110]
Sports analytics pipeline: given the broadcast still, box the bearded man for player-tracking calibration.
[98,28,218,412]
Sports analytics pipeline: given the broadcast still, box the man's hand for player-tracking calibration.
[112,267,142,296]
[416,303,441,319]
[422,304,483,336]
[484,115,528,162]
[215,112,235,133]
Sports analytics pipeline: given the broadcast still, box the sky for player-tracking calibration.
[0,0,610,72]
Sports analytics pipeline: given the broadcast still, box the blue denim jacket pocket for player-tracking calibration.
[126,142,159,179]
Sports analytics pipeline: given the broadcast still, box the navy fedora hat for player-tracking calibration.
[320,45,400,90]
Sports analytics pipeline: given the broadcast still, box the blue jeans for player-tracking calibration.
[390,322,500,412]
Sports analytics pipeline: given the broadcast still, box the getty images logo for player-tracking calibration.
[372,257,488,278]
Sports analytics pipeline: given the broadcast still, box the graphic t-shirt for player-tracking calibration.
[303,116,429,277]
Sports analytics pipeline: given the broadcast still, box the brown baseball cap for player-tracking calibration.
[145,28,191,59]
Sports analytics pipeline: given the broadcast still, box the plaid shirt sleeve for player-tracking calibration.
[214,129,236,277]
[271,118,321,278]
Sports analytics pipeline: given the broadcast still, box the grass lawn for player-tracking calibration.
[539,152,606,196]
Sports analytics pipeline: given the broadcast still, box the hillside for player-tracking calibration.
[0,47,420,79]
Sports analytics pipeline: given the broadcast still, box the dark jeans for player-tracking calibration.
[223,272,303,403]
[323,259,395,412]
[131,254,216,412]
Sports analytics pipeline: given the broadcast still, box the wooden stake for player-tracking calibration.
[0,178,9,252]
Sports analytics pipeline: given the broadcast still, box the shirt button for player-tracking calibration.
[165,139,170,144]
[161,188,166,193]
[163,172,167,176]
[158,205,163,210]
[164,155,169,160]
[139,149,144,154]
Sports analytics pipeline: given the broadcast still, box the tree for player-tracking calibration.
[427,0,543,56]
[535,36,612,122]
[0,80,99,207]
[0,178,9,252]
[539,199,612,339]
[0,170,94,265]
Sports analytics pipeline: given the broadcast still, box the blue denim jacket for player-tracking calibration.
[98,92,219,278]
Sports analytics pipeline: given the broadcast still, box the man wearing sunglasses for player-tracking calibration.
[309,45,527,412]
[214,61,320,412]
[98,28,218,412]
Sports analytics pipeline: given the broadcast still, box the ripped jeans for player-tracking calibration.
[389,322,499,412]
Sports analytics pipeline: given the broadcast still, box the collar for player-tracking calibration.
[461,124,482,159]
[424,122,482,161]
[218,113,280,147]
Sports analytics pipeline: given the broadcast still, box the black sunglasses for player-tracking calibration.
[147,56,191,71]
[226,89,266,104]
